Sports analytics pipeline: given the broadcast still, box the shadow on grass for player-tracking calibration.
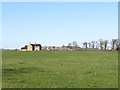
[2,67,44,76]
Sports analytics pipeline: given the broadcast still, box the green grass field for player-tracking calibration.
[2,50,118,88]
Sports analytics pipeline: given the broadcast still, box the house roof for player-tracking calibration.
[21,43,41,50]
[30,44,41,46]
[21,45,27,49]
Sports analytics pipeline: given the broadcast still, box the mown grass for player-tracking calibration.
[2,50,118,88]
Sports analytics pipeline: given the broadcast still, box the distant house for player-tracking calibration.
[21,45,27,51]
[21,43,42,51]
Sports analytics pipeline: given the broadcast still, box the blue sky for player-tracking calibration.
[2,2,118,49]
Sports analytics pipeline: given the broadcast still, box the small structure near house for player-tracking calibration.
[21,43,42,51]
[21,45,27,51]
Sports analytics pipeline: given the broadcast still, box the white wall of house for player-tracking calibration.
[21,49,27,51]
[27,45,33,51]
[34,46,40,51]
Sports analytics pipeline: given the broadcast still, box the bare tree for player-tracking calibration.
[112,39,117,50]
[62,45,65,48]
[67,41,78,49]
[99,39,104,50]
[68,43,72,46]
[115,39,120,50]
[88,42,91,49]
[95,41,98,49]
[67,43,72,49]
[91,41,95,49]
[104,40,108,50]
[83,42,87,49]
[72,41,78,47]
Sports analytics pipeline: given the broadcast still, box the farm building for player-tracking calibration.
[21,43,42,51]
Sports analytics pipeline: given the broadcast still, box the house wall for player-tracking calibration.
[34,46,40,51]
[21,49,27,51]
[27,45,33,51]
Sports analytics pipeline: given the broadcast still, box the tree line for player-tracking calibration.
[66,39,119,51]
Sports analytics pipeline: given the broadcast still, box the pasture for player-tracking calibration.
[2,50,118,88]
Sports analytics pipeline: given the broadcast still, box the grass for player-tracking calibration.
[2,50,118,88]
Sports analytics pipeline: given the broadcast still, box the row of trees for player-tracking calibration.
[67,39,120,51]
